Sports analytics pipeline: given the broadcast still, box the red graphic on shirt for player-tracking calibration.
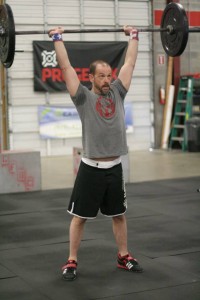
[96,96,115,119]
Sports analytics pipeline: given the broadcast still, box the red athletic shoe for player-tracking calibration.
[62,260,77,281]
[117,253,143,272]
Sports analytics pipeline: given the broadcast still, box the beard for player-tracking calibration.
[94,82,110,95]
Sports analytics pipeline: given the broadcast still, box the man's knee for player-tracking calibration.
[71,215,87,225]
[112,214,126,223]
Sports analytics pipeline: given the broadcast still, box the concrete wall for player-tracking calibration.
[0,151,41,194]
[153,0,200,148]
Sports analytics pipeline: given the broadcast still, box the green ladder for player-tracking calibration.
[169,76,194,151]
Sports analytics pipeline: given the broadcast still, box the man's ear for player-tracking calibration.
[89,73,94,83]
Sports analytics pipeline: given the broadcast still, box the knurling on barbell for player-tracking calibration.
[0,2,199,68]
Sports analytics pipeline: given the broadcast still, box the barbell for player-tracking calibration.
[0,2,199,68]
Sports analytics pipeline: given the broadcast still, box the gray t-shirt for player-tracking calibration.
[71,78,128,158]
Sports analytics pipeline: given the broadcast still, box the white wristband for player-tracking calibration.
[130,29,139,41]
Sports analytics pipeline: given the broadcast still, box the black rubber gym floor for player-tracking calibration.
[0,176,200,300]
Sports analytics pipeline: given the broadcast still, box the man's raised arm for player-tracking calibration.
[118,26,139,91]
[49,27,80,97]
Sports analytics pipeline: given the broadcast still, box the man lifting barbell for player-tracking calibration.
[1,0,199,281]
[48,25,143,281]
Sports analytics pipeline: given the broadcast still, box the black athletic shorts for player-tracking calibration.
[67,161,127,218]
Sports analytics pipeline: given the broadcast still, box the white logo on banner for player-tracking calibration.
[41,50,57,67]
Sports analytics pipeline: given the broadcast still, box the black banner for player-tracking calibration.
[33,41,128,92]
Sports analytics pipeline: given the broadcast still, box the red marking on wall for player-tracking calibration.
[1,155,9,167]
[17,167,26,183]
[25,176,35,191]
[8,160,17,175]
[154,10,163,26]
[0,154,36,192]
[187,12,200,26]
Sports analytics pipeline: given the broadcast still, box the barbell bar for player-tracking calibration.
[8,28,170,35]
[0,2,200,68]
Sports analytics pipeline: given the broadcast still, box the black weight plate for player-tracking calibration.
[160,2,189,57]
[0,4,15,68]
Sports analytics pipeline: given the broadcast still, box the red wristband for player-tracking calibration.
[130,29,139,41]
